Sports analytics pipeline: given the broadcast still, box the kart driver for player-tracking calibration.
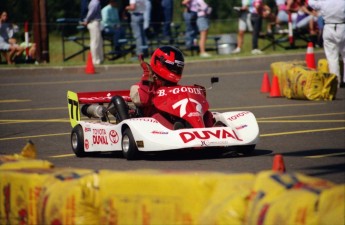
[128,45,215,130]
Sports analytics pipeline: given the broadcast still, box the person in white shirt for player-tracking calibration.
[308,0,345,88]
[126,0,148,58]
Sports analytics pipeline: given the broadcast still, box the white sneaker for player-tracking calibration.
[232,47,241,54]
[200,52,212,57]
[251,49,263,55]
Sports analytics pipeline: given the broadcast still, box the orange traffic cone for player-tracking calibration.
[261,72,271,93]
[85,51,95,74]
[272,154,286,172]
[305,42,316,69]
[269,75,281,97]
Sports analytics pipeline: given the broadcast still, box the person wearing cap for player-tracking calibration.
[82,0,104,65]
[308,0,345,88]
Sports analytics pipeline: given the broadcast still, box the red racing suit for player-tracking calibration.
[129,59,214,128]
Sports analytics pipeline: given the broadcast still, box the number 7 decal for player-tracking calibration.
[67,91,81,127]
[172,98,202,117]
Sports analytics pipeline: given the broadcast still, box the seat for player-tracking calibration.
[56,18,89,62]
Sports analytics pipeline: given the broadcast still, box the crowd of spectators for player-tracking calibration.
[1,0,342,67]
[0,11,37,64]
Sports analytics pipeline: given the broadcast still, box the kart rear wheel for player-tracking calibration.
[236,145,256,156]
[122,128,139,160]
[71,125,86,157]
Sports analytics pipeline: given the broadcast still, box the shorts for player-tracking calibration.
[0,37,10,50]
[277,10,289,23]
[239,11,252,32]
[197,16,209,31]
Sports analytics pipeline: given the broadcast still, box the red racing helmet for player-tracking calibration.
[150,46,185,84]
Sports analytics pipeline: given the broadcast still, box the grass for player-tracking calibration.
[1,31,309,68]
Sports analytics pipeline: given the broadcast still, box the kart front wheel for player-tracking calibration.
[122,128,139,160]
[71,125,86,157]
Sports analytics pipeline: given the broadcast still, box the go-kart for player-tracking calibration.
[67,78,259,160]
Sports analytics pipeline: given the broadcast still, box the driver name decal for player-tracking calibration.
[179,129,243,143]
[157,87,203,96]
[93,129,108,145]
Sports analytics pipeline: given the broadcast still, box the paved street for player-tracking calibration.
[0,52,344,184]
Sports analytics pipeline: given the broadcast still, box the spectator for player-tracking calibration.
[151,0,162,37]
[294,0,319,44]
[82,0,104,65]
[182,0,198,50]
[19,33,36,63]
[80,0,89,22]
[309,0,345,88]
[0,11,19,45]
[143,0,152,36]
[250,0,264,55]
[126,0,148,58]
[275,0,293,26]
[161,0,173,40]
[102,0,125,53]
[232,0,253,54]
[183,0,212,57]
[0,11,24,64]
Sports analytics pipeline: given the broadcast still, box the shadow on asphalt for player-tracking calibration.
[302,163,345,177]
[281,148,345,177]
[80,149,273,161]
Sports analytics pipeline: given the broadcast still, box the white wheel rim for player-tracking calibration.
[71,133,78,149]
[122,135,130,153]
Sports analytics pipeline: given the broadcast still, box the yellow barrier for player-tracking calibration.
[270,61,306,96]
[0,158,344,225]
[284,66,338,100]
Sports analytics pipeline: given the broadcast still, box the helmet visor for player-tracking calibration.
[160,57,184,76]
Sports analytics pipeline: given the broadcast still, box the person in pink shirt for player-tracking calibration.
[182,0,212,57]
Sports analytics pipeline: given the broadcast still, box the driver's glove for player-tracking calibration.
[139,55,153,84]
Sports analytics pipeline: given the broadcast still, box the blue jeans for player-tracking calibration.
[130,13,147,56]
[183,11,198,48]
[103,26,125,51]
[251,13,262,50]
[163,7,173,37]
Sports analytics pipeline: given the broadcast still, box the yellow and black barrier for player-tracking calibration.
[1,143,344,225]
[270,59,338,101]
[1,158,344,225]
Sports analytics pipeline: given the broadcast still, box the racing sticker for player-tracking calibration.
[173,98,202,118]
[67,91,81,128]
[93,129,109,145]
[85,139,89,150]
[179,129,243,143]
[227,111,250,121]
[109,130,119,144]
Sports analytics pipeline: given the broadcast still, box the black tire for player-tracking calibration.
[71,125,86,157]
[236,145,256,156]
[122,128,139,160]
[111,95,129,122]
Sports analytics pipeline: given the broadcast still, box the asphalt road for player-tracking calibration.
[0,52,344,184]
